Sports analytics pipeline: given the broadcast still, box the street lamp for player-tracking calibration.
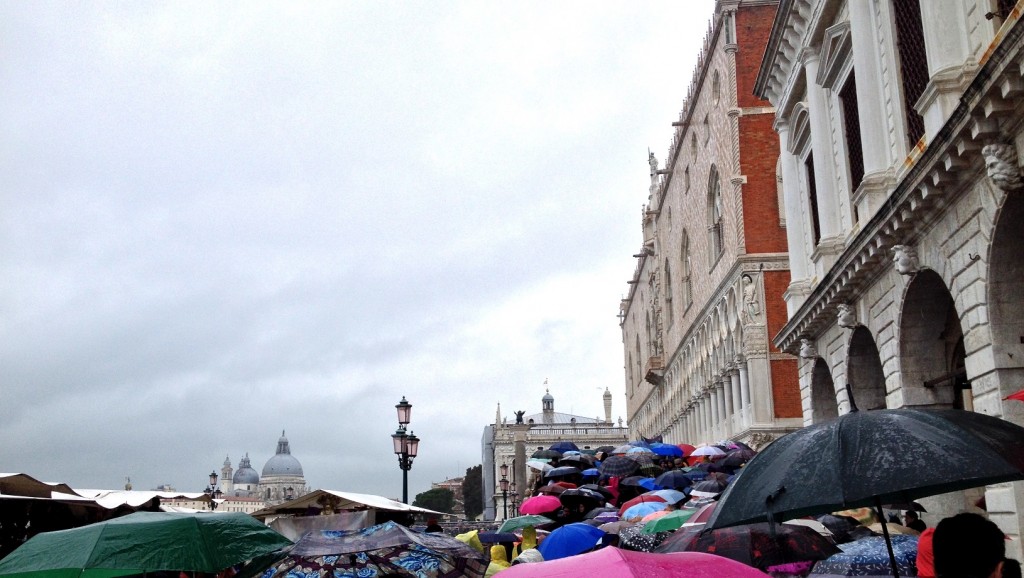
[499,463,509,520]
[392,397,420,504]
[204,471,223,511]
[510,491,520,517]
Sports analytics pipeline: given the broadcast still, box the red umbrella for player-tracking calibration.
[1006,389,1024,402]
[519,495,562,515]
[618,495,666,516]
[495,546,770,577]
[677,444,696,457]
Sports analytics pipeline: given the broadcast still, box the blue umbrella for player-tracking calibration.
[648,489,687,504]
[536,523,605,561]
[581,468,600,477]
[811,535,919,577]
[549,441,579,453]
[649,443,685,457]
[637,477,659,491]
[478,532,518,544]
[621,502,668,520]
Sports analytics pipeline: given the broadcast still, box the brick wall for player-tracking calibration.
[735,5,777,109]
[763,270,791,354]
[771,357,801,417]
[738,113,785,254]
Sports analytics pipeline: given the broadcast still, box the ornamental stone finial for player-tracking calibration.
[892,245,920,275]
[982,142,1024,192]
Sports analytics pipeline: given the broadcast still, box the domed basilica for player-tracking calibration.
[219,430,310,506]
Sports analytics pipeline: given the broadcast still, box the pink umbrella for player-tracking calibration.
[496,546,770,577]
[519,494,562,515]
[641,510,672,522]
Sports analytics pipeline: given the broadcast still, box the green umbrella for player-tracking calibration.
[641,509,696,534]
[0,511,292,578]
[497,515,554,534]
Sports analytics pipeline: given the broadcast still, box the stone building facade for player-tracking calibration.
[756,0,1024,551]
[481,387,629,521]
[621,0,802,449]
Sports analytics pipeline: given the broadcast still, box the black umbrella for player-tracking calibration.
[532,449,562,460]
[579,484,615,503]
[599,455,639,478]
[544,466,581,479]
[719,448,757,469]
[706,403,1024,577]
[549,441,579,453]
[654,470,693,491]
[558,488,606,512]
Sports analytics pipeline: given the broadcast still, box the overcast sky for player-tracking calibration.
[1,1,716,500]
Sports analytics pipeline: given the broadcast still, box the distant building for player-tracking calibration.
[482,386,629,521]
[620,0,801,450]
[431,477,465,521]
[217,430,310,508]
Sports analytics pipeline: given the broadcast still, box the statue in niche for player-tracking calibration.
[648,151,659,176]
[892,245,920,275]
[514,410,526,424]
[982,142,1024,192]
[799,338,818,359]
[837,303,858,328]
[741,274,761,324]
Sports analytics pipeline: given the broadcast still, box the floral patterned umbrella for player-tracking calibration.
[256,521,489,578]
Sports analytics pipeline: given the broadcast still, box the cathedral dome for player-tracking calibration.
[262,431,304,477]
[233,453,260,485]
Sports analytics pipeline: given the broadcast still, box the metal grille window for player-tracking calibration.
[806,153,822,246]
[839,73,865,192]
[893,0,928,147]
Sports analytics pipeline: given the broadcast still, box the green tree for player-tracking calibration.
[412,488,454,513]
[462,465,483,520]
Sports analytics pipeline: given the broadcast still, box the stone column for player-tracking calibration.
[512,425,530,501]
[710,385,720,439]
[848,0,894,174]
[716,379,728,439]
[722,372,734,437]
[802,51,842,241]
[738,357,751,426]
[729,366,742,429]
[777,125,812,316]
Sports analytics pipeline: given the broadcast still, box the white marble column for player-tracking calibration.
[729,367,742,428]
[848,0,894,174]
[777,126,811,297]
[716,380,728,438]
[802,52,842,240]
[710,386,721,438]
[738,357,751,426]
[722,373,735,436]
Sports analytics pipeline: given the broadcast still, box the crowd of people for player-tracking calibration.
[454,440,1021,577]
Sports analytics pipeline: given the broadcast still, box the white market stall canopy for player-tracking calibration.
[252,489,442,520]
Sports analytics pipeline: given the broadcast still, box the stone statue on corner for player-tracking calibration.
[982,142,1024,192]
[514,410,526,424]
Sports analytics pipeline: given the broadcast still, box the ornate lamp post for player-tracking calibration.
[509,490,520,518]
[391,397,420,504]
[499,463,510,520]
[204,471,223,510]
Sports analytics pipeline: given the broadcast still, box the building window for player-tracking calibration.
[681,230,693,308]
[664,260,673,327]
[712,70,721,105]
[685,166,691,194]
[805,153,822,246]
[691,133,697,157]
[892,0,928,147]
[703,114,711,145]
[707,166,724,265]
[839,72,864,193]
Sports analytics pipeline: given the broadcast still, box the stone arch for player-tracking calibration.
[898,269,967,409]
[847,326,887,410]
[810,357,840,422]
[989,192,1024,404]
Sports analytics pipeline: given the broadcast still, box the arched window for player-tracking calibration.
[681,230,693,308]
[635,336,642,387]
[664,259,673,327]
[707,166,724,265]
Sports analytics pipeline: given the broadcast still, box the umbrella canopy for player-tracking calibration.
[579,485,615,503]
[654,470,693,491]
[519,495,563,515]
[617,525,670,553]
[536,484,567,496]
[535,523,604,561]
[0,511,291,578]
[497,515,553,534]
[610,445,634,455]
[558,488,606,512]
[1006,389,1024,402]
[677,444,696,457]
[544,466,581,479]
[649,443,685,457]
[526,459,554,473]
[690,446,727,458]
[254,521,487,578]
[810,536,918,578]
[655,522,840,571]
[581,468,600,477]
[549,441,579,453]
[626,446,654,455]
[625,453,662,477]
[496,546,771,577]
[707,408,1024,530]
[531,449,563,460]
[647,489,687,505]
[618,495,666,516]
[719,448,757,469]
[641,509,696,534]
[599,455,640,478]
[477,532,517,544]
[597,520,636,535]
[621,502,668,521]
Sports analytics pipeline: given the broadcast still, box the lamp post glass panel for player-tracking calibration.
[205,471,222,511]
[499,463,509,520]
[392,397,419,504]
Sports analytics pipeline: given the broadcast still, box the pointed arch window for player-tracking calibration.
[707,166,724,266]
[664,259,674,327]
[681,230,693,309]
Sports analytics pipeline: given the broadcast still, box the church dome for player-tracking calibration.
[233,453,260,485]
[542,390,554,402]
[262,430,304,477]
